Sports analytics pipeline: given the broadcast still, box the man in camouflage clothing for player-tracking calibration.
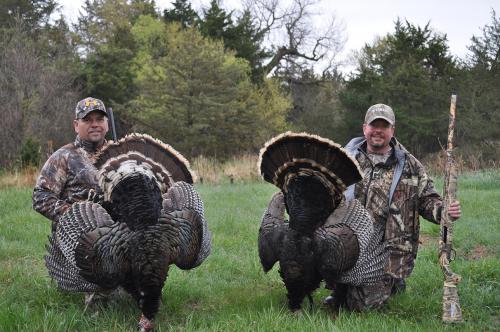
[33,97,110,306]
[33,97,109,231]
[326,103,461,311]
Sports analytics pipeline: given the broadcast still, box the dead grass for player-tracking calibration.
[422,141,500,175]
[0,166,39,189]
[0,154,261,189]
[191,155,221,184]
[4,148,498,188]
[192,154,260,184]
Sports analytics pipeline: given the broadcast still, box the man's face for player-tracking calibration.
[362,119,395,152]
[73,111,109,143]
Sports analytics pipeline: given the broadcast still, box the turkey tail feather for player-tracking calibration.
[95,133,195,201]
[258,132,362,195]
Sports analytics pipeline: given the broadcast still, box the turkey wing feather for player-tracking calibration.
[162,181,211,267]
[159,209,204,270]
[258,191,288,272]
[55,201,132,289]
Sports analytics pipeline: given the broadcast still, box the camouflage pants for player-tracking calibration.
[334,277,395,311]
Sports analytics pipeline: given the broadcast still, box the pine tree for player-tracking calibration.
[0,0,56,29]
[129,20,290,157]
[455,10,500,160]
[340,19,457,155]
[163,0,198,28]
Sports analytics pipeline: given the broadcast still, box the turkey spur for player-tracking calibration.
[45,134,211,331]
[258,132,387,311]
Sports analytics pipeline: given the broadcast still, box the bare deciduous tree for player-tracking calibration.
[243,0,345,77]
[0,23,79,168]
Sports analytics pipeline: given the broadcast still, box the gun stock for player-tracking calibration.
[439,94,463,323]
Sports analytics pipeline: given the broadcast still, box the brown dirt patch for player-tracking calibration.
[465,245,492,260]
[418,234,439,248]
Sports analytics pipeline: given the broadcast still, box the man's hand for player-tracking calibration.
[448,200,461,220]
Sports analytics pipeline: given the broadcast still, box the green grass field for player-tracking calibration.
[0,171,498,331]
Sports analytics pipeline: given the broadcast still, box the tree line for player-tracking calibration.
[1,0,498,168]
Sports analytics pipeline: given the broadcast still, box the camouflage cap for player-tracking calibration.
[365,103,395,125]
[75,97,108,119]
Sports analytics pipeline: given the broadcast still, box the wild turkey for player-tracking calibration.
[45,134,211,331]
[258,132,388,311]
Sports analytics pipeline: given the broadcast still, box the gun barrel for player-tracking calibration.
[447,95,456,151]
[108,107,117,142]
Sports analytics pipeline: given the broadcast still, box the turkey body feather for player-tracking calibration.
[257,132,388,311]
[44,134,211,330]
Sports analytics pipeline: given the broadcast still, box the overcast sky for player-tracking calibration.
[57,0,497,69]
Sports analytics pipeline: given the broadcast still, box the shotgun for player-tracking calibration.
[439,94,463,323]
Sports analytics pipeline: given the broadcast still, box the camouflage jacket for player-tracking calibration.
[344,137,442,279]
[32,136,104,225]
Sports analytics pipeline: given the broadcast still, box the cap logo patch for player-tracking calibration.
[85,99,98,107]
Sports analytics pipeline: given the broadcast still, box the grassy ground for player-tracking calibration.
[0,171,498,331]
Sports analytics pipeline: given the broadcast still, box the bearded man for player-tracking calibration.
[325,103,462,310]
